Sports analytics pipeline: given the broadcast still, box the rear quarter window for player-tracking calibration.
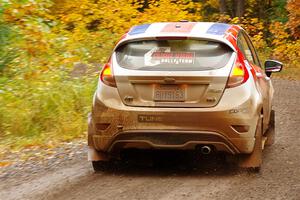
[115,39,233,71]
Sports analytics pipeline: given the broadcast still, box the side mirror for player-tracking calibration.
[265,60,283,77]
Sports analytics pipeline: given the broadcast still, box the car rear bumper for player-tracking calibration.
[91,129,256,154]
[88,105,258,156]
[88,79,262,157]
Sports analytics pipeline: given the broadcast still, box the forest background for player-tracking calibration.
[0,0,299,153]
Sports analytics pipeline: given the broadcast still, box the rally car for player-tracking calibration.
[88,22,282,171]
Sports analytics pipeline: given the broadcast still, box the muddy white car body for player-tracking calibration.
[88,22,282,171]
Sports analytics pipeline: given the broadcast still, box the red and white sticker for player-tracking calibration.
[144,47,195,66]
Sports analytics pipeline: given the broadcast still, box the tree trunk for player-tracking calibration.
[235,0,245,18]
[268,0,272,8]
[258,0,267,19]
[219,0,227,14]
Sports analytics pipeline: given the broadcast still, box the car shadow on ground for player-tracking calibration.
[93,149,250,177]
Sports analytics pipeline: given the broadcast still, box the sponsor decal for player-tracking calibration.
[128,24,150,35]
[138,115,163,123]
[144,47,195,66]
[206,23,230,35]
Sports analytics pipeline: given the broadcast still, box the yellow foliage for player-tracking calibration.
[51,0,202,34]
[269,21,300,66]
[205,0,219,9]
[269,22,289,46]
[3,0,203,68]
[286,0,300,39]
[227,17,267,51]
[137,0,202,23]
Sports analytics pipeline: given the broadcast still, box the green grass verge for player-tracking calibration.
[272,64,300,80]
[0,69,97,153]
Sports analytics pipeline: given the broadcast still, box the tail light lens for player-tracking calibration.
[226,59,249,88]
[100,63,116,87]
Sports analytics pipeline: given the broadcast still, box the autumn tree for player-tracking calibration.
[286,0,300,39]
[218,0,245,19]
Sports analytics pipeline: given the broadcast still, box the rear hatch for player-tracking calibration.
[113,38,235,108]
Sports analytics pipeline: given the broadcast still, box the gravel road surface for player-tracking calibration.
[0,79,299,200]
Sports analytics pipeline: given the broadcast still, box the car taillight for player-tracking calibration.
[226,59,249,88]
[100,63,116,87]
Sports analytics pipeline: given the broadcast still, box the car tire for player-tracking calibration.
[265,110,275,146]
[92,161,110,172]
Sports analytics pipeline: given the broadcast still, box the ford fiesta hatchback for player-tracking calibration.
[88,22,282,171]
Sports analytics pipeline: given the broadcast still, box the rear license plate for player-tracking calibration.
[154,85,185,102]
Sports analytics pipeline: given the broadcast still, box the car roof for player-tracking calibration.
[116,22,242,51]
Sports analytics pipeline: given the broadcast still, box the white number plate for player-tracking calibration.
[154,85,185,102]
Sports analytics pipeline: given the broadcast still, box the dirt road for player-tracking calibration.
[1,79,299,200]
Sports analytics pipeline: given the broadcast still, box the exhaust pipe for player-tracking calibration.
[200,146,211,155]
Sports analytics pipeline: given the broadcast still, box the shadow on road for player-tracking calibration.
[94,149,245,177]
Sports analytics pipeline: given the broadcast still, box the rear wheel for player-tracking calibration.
[265,110,275,146]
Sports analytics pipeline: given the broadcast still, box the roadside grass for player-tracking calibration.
[272,64,300,80]
[0,68,97,157]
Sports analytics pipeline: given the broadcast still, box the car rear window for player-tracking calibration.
[115,39,233,71]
